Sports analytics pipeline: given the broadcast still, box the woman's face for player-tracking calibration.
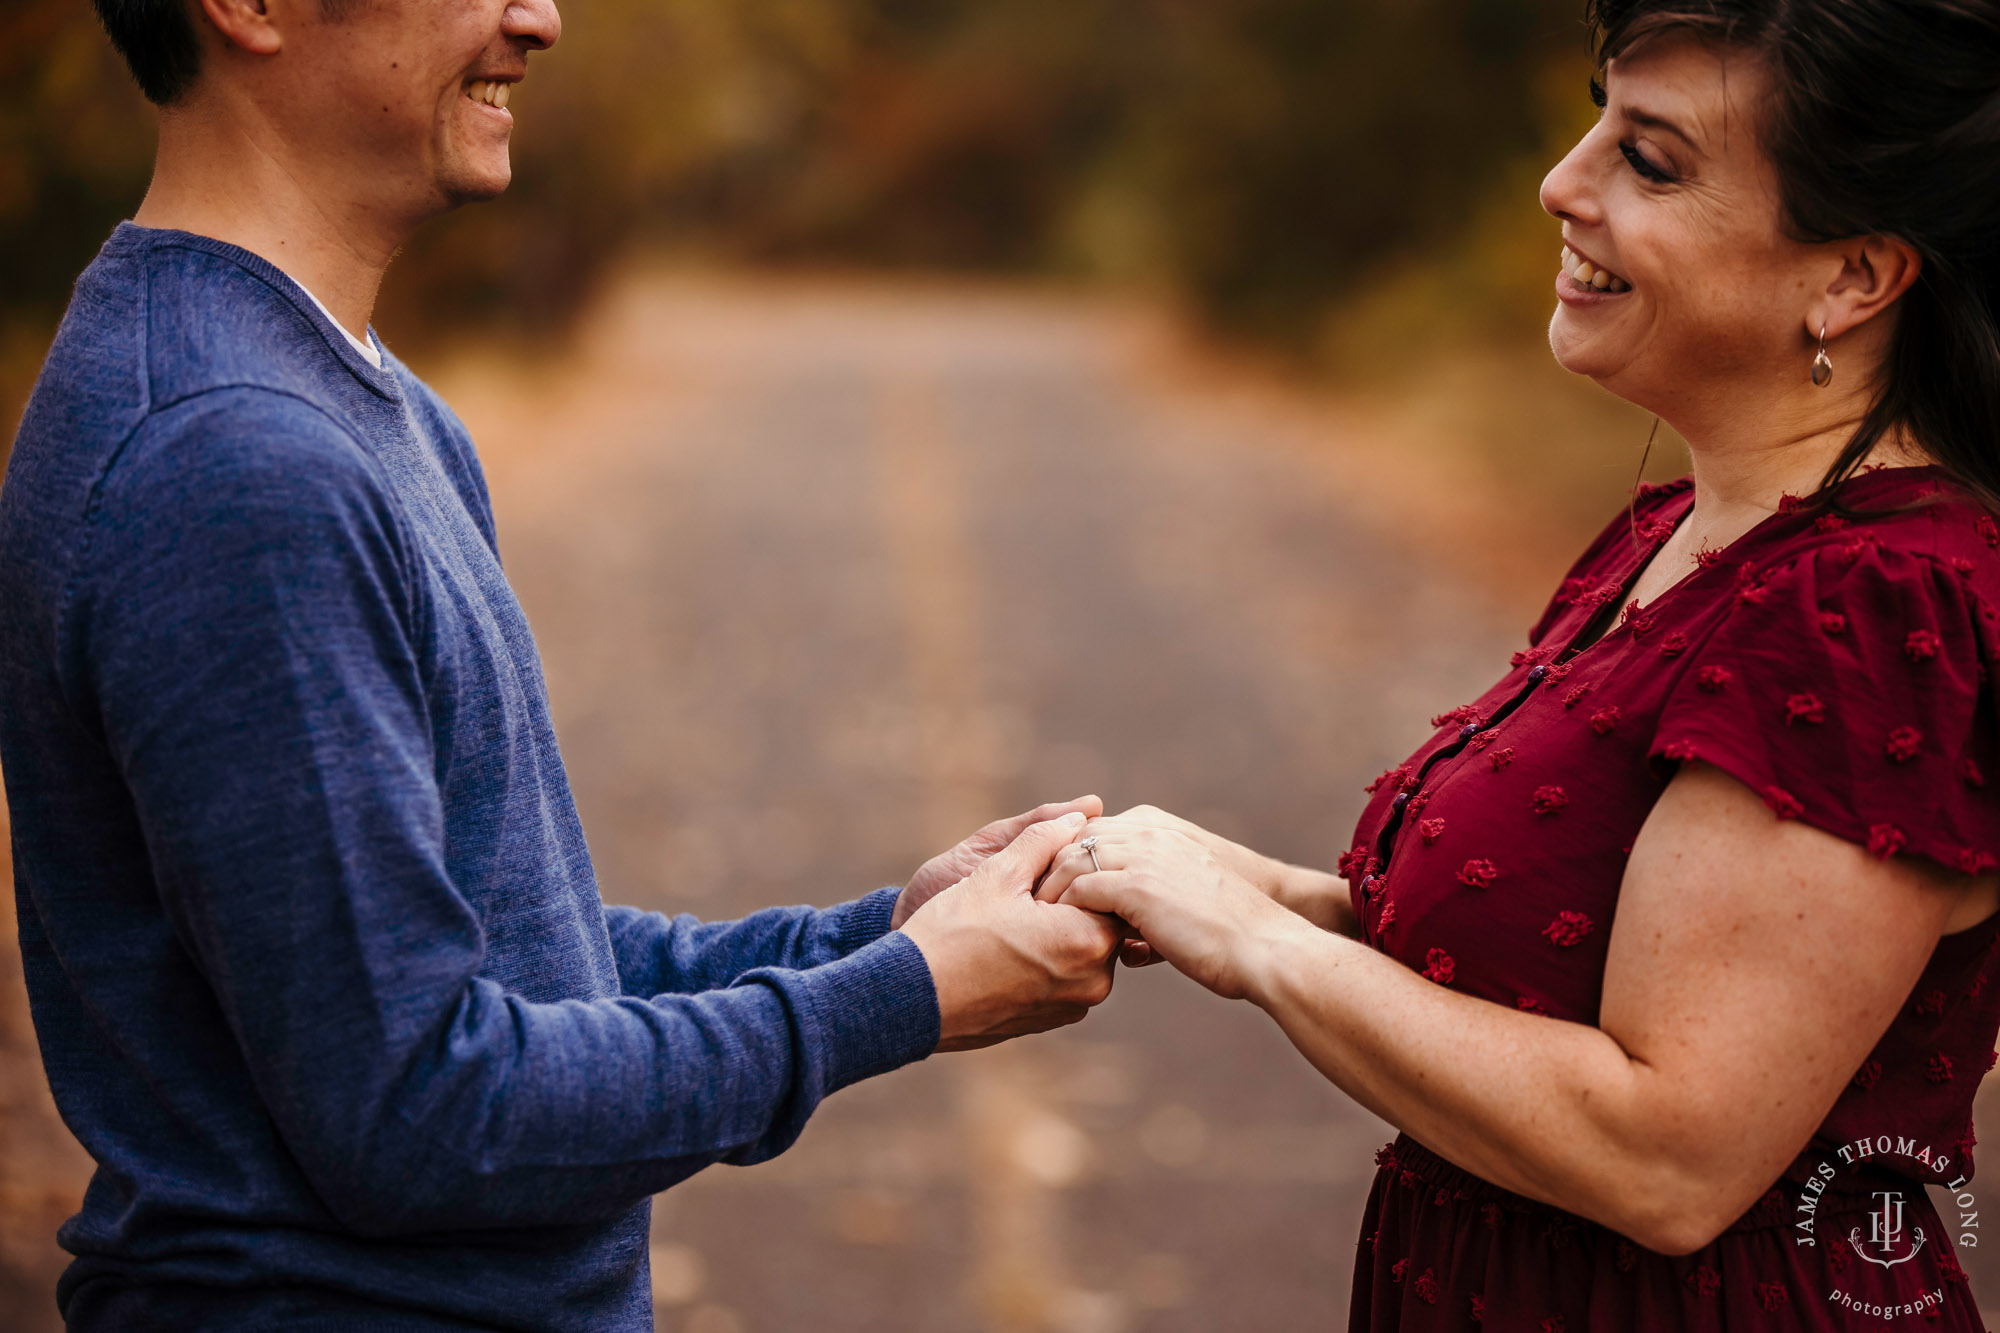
[1540,33,1817,417]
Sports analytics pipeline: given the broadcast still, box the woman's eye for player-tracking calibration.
[1620,141,1674,184]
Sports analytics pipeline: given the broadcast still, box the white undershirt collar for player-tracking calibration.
[291,277,384,369]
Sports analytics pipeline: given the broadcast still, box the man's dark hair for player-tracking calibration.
[93,0,203,105]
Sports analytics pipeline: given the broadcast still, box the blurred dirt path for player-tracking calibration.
[438,271,1521,1333]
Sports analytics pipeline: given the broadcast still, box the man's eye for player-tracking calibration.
[1620,141,1674,184]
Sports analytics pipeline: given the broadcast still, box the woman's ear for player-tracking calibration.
[196,0,286,57]
[1814,234,1922,342]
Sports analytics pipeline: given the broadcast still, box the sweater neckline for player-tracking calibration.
[107,220,402,401]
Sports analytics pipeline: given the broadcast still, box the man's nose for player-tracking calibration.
[503,0,561,51]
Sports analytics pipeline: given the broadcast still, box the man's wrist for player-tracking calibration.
[781,931,941,1087]
[829,886,905,955]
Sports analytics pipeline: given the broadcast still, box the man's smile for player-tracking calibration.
[465,78,515,110]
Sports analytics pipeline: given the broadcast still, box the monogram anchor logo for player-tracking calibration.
[1850,1190,1928,1269]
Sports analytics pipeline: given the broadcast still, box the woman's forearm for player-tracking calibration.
[1265,863,1359,937]
[1239,914,1709,1253]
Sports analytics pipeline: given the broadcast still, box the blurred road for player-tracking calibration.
[442,274,1519,1333]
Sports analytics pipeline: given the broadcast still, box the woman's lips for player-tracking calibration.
[1561,244,1631,294]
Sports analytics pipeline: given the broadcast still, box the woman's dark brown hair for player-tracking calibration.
[1588,0,2000,515]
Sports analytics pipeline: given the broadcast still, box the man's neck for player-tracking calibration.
[133,96,408,343]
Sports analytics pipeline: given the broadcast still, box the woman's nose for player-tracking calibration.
[1540,134,1600,226]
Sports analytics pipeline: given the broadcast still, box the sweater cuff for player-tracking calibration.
[822,886,903,958]
[791,930,939,1093]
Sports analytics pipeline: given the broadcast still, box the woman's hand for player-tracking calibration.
[1035,820,1306,999]
[1057,805,1357,938]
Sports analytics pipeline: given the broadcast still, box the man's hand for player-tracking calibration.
[899,812,1123,1051]
[893,795,1104,929]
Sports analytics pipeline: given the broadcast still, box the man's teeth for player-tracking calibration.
[1562,245,1630,293]
[466,80,511,109]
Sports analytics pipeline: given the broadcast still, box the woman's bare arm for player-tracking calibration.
[1050,763,1974,1253]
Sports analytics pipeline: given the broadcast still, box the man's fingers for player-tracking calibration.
[996,795,1104,843]
[1030,795,1103,825]
[978,811,1088,892]
[970,795,1103,860]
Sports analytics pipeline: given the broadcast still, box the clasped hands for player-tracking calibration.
[896,799,1346,1051]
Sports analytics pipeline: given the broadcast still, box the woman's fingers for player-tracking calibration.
[1055,867,1139,918]
[1035,835,1116,902]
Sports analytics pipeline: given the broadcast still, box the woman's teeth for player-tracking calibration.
[1562,246,1630,293]
[466,80,511,109]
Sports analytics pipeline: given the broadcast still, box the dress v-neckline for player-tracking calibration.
[1559,463,1954,663]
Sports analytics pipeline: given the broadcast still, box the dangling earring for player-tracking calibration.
[1811,324,1834,388]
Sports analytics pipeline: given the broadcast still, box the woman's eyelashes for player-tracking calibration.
[1619,140,1676,184]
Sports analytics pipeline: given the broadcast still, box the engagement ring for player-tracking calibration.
[1080,836,1101,872]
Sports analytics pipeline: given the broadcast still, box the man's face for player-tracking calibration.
[275,0,560,216]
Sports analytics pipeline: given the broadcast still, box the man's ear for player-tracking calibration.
[1814,233,1922,343]
[196,0,285,56]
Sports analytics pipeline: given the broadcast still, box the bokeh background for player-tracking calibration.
[6,2,1999,1330]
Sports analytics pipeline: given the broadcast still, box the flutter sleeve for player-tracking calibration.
[1649,537,2000,875]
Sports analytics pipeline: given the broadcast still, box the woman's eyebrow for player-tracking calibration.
[1622,105,1702,153]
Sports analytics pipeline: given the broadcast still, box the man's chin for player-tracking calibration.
[439,161,514,209]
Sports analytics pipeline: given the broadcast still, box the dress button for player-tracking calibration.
[1528,664,1547,682]
[1391,791,1409,812]
[1459,723,1478,740]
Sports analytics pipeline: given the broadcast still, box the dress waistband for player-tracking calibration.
[1379,1133,1925,1241]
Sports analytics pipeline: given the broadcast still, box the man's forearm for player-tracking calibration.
[309,933,937,1235]
[603,888,900,996]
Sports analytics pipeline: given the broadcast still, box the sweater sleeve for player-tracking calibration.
[72,390,939,1236]
[600,889,902,997]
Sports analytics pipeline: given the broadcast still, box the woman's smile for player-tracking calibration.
[1557,242,1632,304]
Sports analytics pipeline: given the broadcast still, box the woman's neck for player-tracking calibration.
[1671,404,1929,556]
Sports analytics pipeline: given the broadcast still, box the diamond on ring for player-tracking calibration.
[1080,836,1101,872]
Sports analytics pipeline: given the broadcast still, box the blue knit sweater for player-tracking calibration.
[0,224,939,1332]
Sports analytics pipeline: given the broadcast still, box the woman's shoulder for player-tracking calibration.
[1648,467,2000,879]
[1752,465,2000,613]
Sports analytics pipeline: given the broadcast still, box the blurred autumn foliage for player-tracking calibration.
[4,0,1599,436]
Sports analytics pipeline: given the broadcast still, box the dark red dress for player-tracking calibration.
[1344,466,2000,1331]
